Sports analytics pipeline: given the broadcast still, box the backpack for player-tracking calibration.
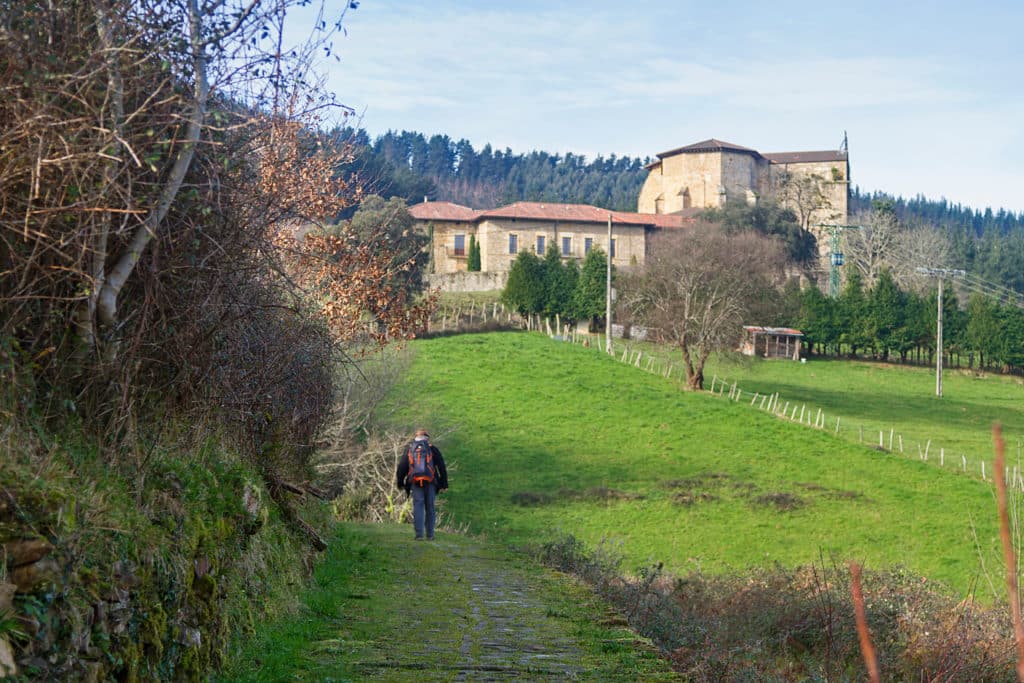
[407,440,435,486]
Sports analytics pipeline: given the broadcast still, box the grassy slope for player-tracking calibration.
[668,342,1024,465]
[394,332,1011,597]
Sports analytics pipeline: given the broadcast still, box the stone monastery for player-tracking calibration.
[409,138,849,289]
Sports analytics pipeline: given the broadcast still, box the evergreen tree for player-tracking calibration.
[501,251,545,315]
[838,269,870,357]
[542,244,573,318]
[797,285,837,356]
[867,269,905,360]
[573,248,609,325]
[703,199,817,265]
[335,195,429,294]
[965,294,1000,368]
[467,234,481,271]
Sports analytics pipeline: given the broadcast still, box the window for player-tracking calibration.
[610,238,616,258]
[584,237,593,255]
[561,236,572,257]
[453,234,465,257]
[509,233,518,255]
[536,235,545,254]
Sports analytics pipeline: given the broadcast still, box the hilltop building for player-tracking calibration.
[409,137,849,290]
[409,200,694,291]
[638,138,848,219]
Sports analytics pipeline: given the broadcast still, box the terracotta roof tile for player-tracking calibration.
[657,138,762,159]
[408,201,478,222]
[475,202,692,228]
[409,200,693,229]
[764,150,847,164]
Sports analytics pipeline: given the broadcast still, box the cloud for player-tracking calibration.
[283,1,1024,212]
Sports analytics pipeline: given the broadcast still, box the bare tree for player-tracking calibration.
[774,170,839,232]
[844,207,901,288]
[845,206,950,291]
[621,225,788,390]
[2,0,356,360]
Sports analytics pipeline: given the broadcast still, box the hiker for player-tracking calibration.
[396,429,448,540]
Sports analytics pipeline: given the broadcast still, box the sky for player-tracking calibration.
[290,1,1024,214]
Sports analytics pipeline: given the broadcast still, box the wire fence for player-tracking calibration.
[536,322,1023,490]
[703,373,1024,489]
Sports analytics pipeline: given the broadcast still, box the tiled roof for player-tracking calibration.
[408,201,478,222]
[408,201,693,229]
[476,202,692,228]
[764,150,847,164]
[649,139,847,166]
[656,138,762,160]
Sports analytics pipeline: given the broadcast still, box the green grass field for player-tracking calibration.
[388,331,1024,598]
[619,338,1024,469]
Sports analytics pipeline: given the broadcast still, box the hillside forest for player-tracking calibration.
[342,128,1024,294]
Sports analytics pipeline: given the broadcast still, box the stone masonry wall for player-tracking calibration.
[639,151,724,214]
[477,218,648,273]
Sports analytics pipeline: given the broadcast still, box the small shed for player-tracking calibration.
[740,326,804,360]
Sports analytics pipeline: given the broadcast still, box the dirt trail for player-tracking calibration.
[350,533,587,681]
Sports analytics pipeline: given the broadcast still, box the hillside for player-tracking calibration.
[386,331,1004,596]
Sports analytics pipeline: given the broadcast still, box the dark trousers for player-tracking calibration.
[411,483,436,539]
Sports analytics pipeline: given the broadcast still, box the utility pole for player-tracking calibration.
[915,267,965,397]
[816,224,862,297]
[605,214,613,354]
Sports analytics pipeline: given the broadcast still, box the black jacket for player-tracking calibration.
[396,441,448,492]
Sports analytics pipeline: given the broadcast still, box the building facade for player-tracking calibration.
[409,201,693,278]
[410,138,849,289]
[638,138,848,222]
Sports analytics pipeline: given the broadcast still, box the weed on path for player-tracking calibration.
[221,523,678,681]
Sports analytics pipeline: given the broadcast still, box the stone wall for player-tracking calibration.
[476,218,647,272]
[767,159,848,225]
[426,270,508,292]
[426,219,477,274]
[639,151,725,214]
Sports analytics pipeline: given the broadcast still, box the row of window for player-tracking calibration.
[451,234,615,258]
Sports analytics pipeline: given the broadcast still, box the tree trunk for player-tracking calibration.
[96,0,208,335]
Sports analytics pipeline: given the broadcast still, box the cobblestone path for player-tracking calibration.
[346,532,586,681]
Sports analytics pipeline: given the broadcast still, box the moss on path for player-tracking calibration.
[222,523,678,681]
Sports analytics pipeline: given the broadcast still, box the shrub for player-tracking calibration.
[534,535,1017,681]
